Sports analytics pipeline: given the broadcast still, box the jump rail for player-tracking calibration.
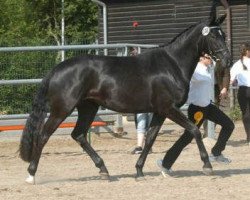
[0,121,107,131]
[0,121,107,144]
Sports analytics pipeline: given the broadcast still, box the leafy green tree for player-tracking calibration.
[24,0,98,45]
[0,0,29,45]
[0,0,98,114]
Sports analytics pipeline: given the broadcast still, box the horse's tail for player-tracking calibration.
[19,75,50,162]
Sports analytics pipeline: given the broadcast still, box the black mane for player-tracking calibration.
[159,21,203,47]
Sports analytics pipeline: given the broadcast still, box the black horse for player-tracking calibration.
[19,10,231,184]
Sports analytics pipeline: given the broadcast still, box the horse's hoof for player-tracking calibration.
[202,167,213,176]
[100,172,110,180]
[25,174,35,184]
[135,176,145,182]
[135,173,145,181]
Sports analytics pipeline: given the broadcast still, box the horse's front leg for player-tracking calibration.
[135,114,165,179]
[167,107,213,175]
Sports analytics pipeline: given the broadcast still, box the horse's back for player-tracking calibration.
[44,52,188,113]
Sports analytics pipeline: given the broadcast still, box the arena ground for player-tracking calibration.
[0,119,249,200]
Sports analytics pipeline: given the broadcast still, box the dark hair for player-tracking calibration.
[201,52,212,59]
[240,42,250,70]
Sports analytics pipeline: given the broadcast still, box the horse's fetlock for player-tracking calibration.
[28,163,37,176]
[201,152,208,160]
[95,158,104,168]
[135,163,142,170]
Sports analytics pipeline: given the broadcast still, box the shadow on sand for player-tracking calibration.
[38,167,250,185]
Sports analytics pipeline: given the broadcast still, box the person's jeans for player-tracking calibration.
[162,103,234,169]
[135,113,153,134]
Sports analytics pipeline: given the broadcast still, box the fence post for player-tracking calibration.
[229,87,234,108]
[208,64,215,139]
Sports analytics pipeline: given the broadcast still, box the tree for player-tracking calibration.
[24,0,98,45]
[0,0,98,114]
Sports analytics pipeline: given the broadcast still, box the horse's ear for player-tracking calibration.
[215,14,227,25]
[209,1,217,25]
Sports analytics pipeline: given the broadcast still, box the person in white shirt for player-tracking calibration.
[230,42,250,145]
[157,53,235,177]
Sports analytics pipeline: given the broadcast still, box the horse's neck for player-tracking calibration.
[167,26,204,81]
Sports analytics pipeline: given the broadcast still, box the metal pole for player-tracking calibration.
[61,0,65,61]
[0,43,157,52]
[92,0,108,55]
[208,65,216,139]
[220,1,234,108]
[227,7,234,109]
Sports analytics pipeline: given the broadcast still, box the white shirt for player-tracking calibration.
[187,62,213,107]
[230,57,250,87]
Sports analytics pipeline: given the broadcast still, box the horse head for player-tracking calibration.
[199,5,231,68]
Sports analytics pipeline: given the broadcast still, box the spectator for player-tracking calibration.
[230,42,250,145]
[131,113,153,154]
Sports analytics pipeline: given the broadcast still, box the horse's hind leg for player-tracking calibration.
[71,100,109,179]
[26,113,68,184]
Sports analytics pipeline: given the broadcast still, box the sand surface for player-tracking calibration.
[0,120,249,200]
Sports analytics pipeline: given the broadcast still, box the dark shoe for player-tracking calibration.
[131,147,143,154]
